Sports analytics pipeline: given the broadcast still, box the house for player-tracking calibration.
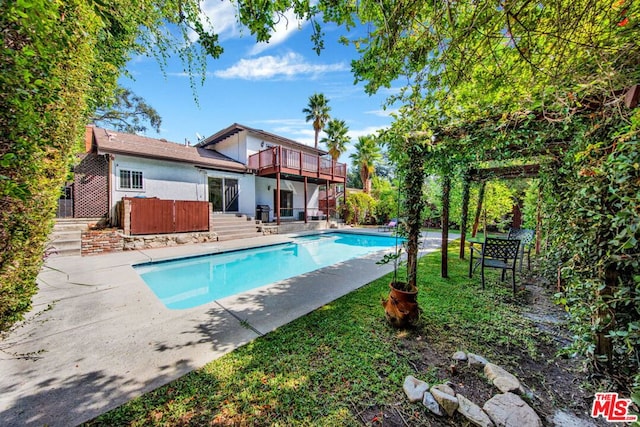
[69,124,347,230]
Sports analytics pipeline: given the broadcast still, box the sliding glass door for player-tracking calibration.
[208,177,239,212]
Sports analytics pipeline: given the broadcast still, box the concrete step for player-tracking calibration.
[49,247,81,257]
[48,219,89,257]
[217,231,262,241]
[211,214,262,241]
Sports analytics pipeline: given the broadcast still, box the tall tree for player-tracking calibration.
[349,135,382,194]
[303,93,331,149]
[320,118,350,161]
[92,87,162,134]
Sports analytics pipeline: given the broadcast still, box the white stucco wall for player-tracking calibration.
[109,155,256,219]
[255,177,320,221]
[111,155,206,211]
[213,132,247,164]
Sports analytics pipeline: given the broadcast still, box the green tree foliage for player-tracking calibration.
[321,118,349,161]
[548,121,639,384]
[92,87,162,134]
[303,93,331,149]
[343,191,376,225]
[0,0,332,332]
[349,135,382,194]
[371,176,399,223]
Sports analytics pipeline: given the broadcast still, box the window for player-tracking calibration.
[119,169,143,190]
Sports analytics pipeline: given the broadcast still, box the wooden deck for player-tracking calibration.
[248,146,346,183]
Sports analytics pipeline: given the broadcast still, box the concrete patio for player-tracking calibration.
[0,230,455,426]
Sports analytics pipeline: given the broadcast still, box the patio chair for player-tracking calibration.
[378,219,398,232]
[469,237,521,294]
[508,228,535,271]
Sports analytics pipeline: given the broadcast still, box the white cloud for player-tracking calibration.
[196,1,306,55]
[365,108,399,118]
[248,9,307,55]
[196,0,240,41]
[214,52,348,80]
[348,125,388,140]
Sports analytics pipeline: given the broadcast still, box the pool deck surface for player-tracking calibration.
[0,229,457,426]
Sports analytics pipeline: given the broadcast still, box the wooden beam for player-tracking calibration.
[469,164,541,182]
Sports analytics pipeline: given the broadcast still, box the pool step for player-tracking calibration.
[211,214,261,241]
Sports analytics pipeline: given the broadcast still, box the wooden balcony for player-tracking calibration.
[248,146,346,183]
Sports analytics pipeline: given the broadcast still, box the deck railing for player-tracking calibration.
[248,146,346,180]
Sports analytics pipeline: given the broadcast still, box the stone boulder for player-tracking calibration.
[422,391,443,416]
[484,363,522,393]
[430,384,459,417]
[483,392,542,427]
[457,394,494,427]
[403,376,429,402]
[467,352,489,370]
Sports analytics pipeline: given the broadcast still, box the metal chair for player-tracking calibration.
[469,238,521,294]
[508,228,535,271]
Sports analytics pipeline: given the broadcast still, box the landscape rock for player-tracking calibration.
[430,385,459,417]
[452,351,468,361]
[467,352,489,369]
[422,391,443,416]
[483,392,542,427]
[457,394,494,427]
[484,363,521,393]
[403,376,429,402]
[432,383,456,396]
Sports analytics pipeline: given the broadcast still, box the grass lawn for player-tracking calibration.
[86,240,588,426]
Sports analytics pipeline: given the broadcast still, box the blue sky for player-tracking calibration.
[120,3,398,163]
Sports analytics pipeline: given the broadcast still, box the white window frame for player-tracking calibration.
[117,169,145,191]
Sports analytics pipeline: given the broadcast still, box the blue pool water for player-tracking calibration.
[134,232,401,309]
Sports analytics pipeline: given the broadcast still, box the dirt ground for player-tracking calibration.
[353,280,613,426]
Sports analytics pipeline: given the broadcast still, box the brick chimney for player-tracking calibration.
[85,125,94,153]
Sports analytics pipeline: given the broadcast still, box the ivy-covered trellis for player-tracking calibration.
[421,96,640,388]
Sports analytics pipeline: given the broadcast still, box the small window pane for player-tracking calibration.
[131,171,143,189]
[120,170,131,189]
[119,169,143,190]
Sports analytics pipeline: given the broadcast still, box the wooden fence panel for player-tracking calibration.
[127,198,209,235]
[175,200,210,232]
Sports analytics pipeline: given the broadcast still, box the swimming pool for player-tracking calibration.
[134,232,401,309]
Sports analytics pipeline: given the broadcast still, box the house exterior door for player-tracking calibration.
[274,189,293,217]
[209,177,239,212]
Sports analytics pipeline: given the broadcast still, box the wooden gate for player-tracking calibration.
[126,198,209,235]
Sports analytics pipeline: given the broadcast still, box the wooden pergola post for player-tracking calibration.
[471,181,486,238]
[441,175,451,278]
[276,172,281,225]
[303,176,308,224]
[459,176,470,259]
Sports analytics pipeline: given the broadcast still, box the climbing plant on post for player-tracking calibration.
[403,140,428,289]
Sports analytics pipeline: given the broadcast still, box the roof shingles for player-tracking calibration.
[92,127,247,173]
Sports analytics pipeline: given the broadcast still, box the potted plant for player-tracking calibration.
[379,142,427,327]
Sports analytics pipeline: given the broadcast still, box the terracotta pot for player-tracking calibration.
[382,282,419,328]
[388,282,418,303]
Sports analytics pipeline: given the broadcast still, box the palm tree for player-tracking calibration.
[302,93,331,149]
[321,119,350,161]
[349,135,382,194]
